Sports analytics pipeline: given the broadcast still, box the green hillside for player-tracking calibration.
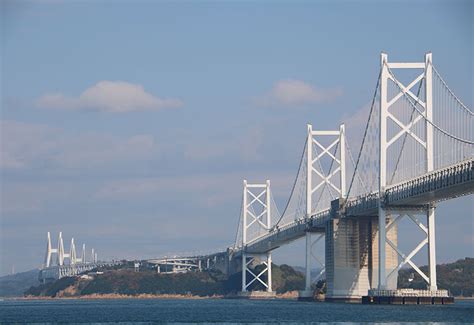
[20,258,474,298]
[0,269,40,297]
[25,264,305,297]
[398,257,474,296]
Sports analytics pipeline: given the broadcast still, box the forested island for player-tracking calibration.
[24,263,308,298]
[1,258,472,298]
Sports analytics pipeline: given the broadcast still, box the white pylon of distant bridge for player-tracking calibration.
[44,232,96,267]
[41,232,100,282]
[147,52,472,300]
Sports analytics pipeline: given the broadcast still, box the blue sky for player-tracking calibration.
[1,0,473,275]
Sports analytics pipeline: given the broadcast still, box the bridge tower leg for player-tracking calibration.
[70,238,77,265]
[44,232,55,268]
[425,53,437,291]
[57,232,65,266]
[81,244,86,264]
[377,52,437,292]
[427,206,437,290]
[240,180,275,297]
[305,232,311,292]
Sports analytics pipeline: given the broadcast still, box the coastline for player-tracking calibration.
[3,293,472,301]
[3,291,301,301]
[16,293,224,300]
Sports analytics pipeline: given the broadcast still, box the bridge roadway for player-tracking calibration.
[39,263,102,282]
[242,158,474,255]
[148,251,229,274]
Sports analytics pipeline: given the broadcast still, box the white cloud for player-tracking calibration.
[257,79,342,107]
[35,81,183,113]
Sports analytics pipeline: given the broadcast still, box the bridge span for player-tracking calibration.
[245,158,474,255]
[148,52,473,302]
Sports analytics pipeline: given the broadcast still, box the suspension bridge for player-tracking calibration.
[40,52,473,303]
[150,52,473,302]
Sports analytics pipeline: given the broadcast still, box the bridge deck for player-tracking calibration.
[242,159,473,254]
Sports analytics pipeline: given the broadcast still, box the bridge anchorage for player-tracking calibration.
[228,52,472,303]
[39,232,101,283]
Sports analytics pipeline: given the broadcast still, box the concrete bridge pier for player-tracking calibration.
[211,254,230,275]
[325,216,398,302]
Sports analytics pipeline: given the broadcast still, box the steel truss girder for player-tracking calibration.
[382,204,430,212]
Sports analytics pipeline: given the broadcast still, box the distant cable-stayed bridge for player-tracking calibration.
[39,232,102,282]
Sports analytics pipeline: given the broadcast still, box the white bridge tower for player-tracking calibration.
[378,52,437,291]
[240,180,274,295]
[300,124,346,299]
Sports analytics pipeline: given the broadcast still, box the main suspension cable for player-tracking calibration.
[432,64,474,115]
[345,69,382,200]
[273,137,308,229]
[233,191,244,249]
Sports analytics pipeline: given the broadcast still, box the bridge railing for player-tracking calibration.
[344,192,379,216]
[240,208,330,251]
[385,158,474,204]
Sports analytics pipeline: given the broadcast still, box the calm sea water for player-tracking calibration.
[0,298,473,324]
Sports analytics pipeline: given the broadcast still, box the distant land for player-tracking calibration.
[23,263,305,298]
[398,257,474,297]
[1,258,472,298]
[0,269,40,297]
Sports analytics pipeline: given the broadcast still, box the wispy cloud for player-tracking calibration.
[0,120,59,169]
[95,171,296,206]
[35,81,183,113]
[256,79,342,107]
[0,120,159,170]
[184,127,263,163]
